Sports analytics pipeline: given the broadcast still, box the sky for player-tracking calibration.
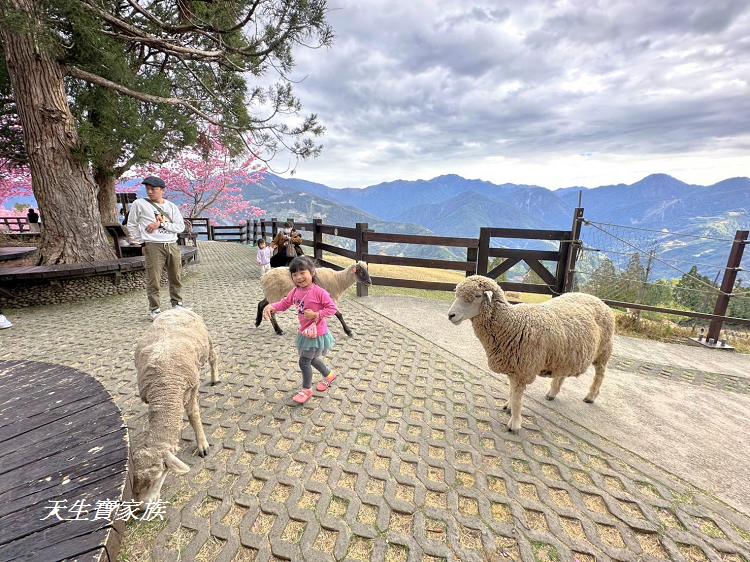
[267,0,750,189]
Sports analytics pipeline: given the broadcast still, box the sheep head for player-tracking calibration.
[448,276,506,324]
[352,261,371,285]
[131,446,190,504]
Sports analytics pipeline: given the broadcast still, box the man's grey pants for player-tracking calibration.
[144,242,182,310]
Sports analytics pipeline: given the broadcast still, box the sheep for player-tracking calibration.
[255,260,372,336]
[130,308,219,504]
[447,275,614,432]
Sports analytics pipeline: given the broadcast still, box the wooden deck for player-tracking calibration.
[0,246,198,283]
[0,360,130,562]
[0,247,36,263]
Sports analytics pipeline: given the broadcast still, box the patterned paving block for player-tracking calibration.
[3,241,750,562]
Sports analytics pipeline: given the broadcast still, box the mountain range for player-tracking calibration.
[253,172,750,282]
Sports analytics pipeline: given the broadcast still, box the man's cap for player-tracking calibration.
[142,176,166,188]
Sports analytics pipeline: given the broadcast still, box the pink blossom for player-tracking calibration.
[124,133,266,222]
[0,162,33,214]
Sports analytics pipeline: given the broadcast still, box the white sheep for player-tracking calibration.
[131,308,219,504]
[255,260,371,336]
[448,275,614,432]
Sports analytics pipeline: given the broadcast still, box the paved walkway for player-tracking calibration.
[1,242,749,562]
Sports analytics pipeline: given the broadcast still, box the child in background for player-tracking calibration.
[263,256,338,404]
[256,238,272,275]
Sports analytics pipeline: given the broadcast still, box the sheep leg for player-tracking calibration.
[546,377,565,401]
[255,298,267,327]
[208,338,220,386]
[506,380,527,432]
[270,314,284,335]
[584,363,606,403]
[336,311,353,337]
[186,392,209,457]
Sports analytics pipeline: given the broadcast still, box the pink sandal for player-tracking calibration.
[316,374,337,392]
[292,388,313,404]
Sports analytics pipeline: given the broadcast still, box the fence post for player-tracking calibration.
[356,222,368,297]
[271,218,278,238]
[313,218,323,262]
[561,207,584,293]
[477,228,490,276]
[241,222,248,244]
[208,223,214,241]
[707,229,749,343]
[252,220,258,243]
[260,220,267,241]
[466,244,478,277]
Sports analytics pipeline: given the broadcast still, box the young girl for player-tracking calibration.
[256,238,272,275]
[263,256,338,404]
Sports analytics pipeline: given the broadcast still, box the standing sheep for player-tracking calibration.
[255,261,371,336]
[131,308,219,504]
[447,275,614,432]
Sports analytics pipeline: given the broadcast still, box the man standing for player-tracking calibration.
[126,176,186,320]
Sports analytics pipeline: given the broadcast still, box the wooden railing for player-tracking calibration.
[0,216,30,233]
[250,216,578,298]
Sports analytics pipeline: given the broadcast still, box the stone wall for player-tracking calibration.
[0,267,191,309]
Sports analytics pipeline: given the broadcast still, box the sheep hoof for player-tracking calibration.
[345,331,353,337]
[211,381,220,386]
[275,330,284,336]
[197,445,209,457]
[583,397,594,404]
[545,394,555,401]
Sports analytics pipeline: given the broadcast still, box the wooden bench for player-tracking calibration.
[0,247,36,263]
[0,360,131,562]
[0,246,197,284]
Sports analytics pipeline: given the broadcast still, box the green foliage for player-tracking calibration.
[729,279,750,319]
[488,257,508,282]
[584,256,617,298]
[674,266,717,313]
[2,0,332,178]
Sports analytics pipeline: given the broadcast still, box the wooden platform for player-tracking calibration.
[0,246,197,283]
[0,360,130,562]
[0,247,36,263]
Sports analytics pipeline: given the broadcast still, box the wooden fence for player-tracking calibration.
[0,217,30,233]
[248,215,581,298]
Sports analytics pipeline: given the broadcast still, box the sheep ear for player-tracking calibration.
[483,291,493,304]
[164,451,190,474]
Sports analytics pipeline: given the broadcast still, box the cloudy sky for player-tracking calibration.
[272,0,750,189]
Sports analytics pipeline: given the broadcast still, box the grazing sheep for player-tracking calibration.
[131,308,219,504]
[448,275,614,432]
[255,261,371,336]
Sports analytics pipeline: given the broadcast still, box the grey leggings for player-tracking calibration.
[299,356,331,389]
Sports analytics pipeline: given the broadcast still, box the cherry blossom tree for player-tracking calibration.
[0,162,32,215]
[124,138,266,223]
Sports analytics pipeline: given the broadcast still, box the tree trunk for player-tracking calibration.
[0,0,115,264]
[94,166,118,224]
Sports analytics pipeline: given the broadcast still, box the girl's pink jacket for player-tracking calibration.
[271,284,338,335]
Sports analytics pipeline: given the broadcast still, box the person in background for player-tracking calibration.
[290,228,304,256]
[26,208,40,233]
[126,175,186,321]
[256,238,272,275]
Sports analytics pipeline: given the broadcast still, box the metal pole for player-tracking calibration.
[563,207,584,293]
[707,230,748,342]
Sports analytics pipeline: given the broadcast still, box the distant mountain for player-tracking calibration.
[258,172,750,282]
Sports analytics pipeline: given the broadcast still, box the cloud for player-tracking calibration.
[273,0,750,188]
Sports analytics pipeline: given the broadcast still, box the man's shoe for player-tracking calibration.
[0,314,12,329]
[172,302,189,309]
[149,308,161,321]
